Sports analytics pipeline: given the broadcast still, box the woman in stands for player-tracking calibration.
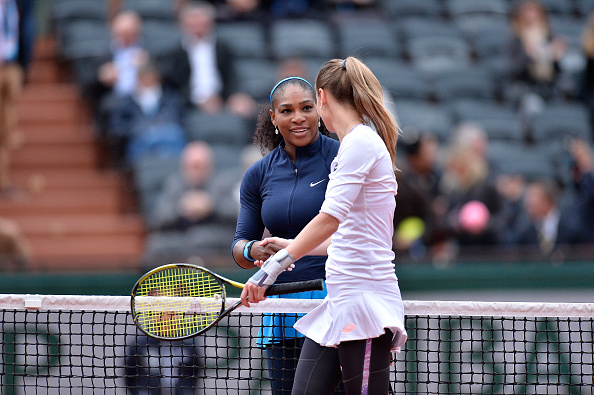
[241,57,407,395]
[507,0,567,101]
[232,76,340,394]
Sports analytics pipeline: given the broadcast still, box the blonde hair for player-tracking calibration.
[583,12,594,56]
[315,57,399,169]
[441,147,488,195]
[510,0,550,37]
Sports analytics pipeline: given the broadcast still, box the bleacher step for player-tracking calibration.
[11,144,97,168]
[17,100,88,126]
[1,188,122,215]
[11,168,122,191]
[18,125,95,145]
[8,214,145,237]
[26,234,144,270]
[1,36,146,269]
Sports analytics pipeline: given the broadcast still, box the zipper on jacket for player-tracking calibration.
[288,165,298,227]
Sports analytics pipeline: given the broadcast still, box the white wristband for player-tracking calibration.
[247,249,295,287]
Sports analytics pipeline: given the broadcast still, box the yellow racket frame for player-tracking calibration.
[131,263,325,340]
[131,264,244,340]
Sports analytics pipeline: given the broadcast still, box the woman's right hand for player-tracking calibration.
[249,240,284,263]
[252,238,294,267]
[260,237,292,249]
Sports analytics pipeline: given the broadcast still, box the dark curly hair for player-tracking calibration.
[252,78,330,155]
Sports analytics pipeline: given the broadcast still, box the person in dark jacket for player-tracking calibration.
[124,333,202,395]
[158,1,255,118]
[509,179,584,253]
[231,77,340,394]
[506,0,567,103]
[109,61,187,165]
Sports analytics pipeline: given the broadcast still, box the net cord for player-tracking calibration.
[1,294,593,318]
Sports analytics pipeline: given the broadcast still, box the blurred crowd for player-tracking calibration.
[45,0,594,267]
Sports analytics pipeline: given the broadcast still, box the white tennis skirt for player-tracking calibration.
[293,277,407,352]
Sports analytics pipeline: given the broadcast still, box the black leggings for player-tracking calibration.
[265,338,345,395]
[291,330,393,395]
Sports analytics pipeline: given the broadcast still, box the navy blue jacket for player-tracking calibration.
[233,133,339,283]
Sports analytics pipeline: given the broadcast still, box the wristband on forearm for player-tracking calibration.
[248,249,295,287]
[243,240,257,262]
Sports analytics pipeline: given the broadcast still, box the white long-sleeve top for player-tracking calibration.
[294,124,406,352]
[320,124,397,284]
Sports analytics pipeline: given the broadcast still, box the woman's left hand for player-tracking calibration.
[240,282,268,307]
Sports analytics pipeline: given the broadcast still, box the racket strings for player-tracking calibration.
[133,266,224,338]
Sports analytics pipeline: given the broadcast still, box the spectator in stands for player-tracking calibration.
[568,138,594,243]
[124,333,202,395]
[160,1,255,118]
[506,0,567,108]
[508,179,583,254]
[148,141,217,231]
[393,129,444,259]
[0,217,31,269]
[581,11,594,137]
[449,122,495,175]
[0,0,34,196]
[85,10,148,133]
[109,60,187,166]
[496,173,529,244]
[439,142,505,249]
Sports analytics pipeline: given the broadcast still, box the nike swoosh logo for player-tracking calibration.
[310,179,325,187]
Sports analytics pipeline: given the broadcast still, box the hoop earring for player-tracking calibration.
[275,127,279,135]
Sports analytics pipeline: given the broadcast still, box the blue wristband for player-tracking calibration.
[243,240,257,262]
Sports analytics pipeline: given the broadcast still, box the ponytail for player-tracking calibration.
[316,57,399,169]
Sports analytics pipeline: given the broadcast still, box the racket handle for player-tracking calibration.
[265,279,325,296]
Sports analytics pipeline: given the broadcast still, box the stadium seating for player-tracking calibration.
[446,0,508,17]
[132,156,180,219]
[335,16,400,58]
[451,99,526,141]
[365,58,432,101]
[120,0,177,21]
[184,110,250,147]
[529,102,593,143]
[46,0,594,263]
[536,0,576,15]
[216,22,269,59]
[488,141,558,180]
[394,100,455,142]
[270,19,336,59]
[431,67,497,102]
[379,0,443,18]
[233,58,278,102]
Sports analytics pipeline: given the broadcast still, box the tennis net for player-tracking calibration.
[1,294,593,394]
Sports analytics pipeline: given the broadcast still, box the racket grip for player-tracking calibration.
[265,279,325,296]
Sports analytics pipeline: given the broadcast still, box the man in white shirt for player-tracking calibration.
[164,1,254,117]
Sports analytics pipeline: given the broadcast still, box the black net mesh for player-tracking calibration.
[1,303,593,394]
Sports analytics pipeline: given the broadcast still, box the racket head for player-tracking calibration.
[131,263,227,340]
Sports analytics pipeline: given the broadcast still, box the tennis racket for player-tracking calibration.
[131,263,324,341]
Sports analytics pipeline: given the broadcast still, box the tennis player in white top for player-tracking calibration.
[241,57,407,395]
